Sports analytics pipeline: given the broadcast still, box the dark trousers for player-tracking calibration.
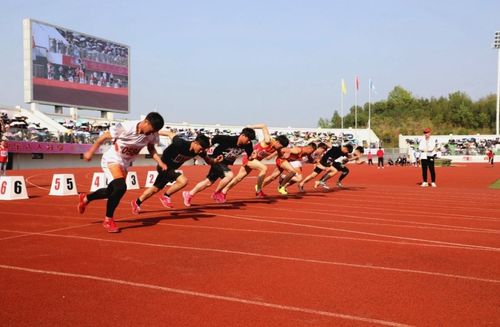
[377,157,384,167]
[421,157,436,183]
[368,159,373,165]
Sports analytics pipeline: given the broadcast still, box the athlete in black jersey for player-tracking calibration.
[314,145,364,189]
[131,130,214,213]
[298,143,355,191]
[182,128,255,207]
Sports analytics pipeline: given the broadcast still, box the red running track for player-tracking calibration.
[0,163,499,326]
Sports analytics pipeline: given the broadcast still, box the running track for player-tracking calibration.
[0,164,499,326]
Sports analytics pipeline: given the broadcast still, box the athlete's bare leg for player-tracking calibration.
[221,165,251,194]
[188,178,213,196]
[262,168,281,188]
[213,171,235,193]
[247,160,268,192]
[278,161,301,187]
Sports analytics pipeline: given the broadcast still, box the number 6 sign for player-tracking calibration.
[0,176,29,200]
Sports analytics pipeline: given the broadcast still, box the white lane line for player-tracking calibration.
[0,264,411,327]
[150,223,500,252]
[2,232,499,284]
[0,223,94,241]
[25,173,51,191]
[5,206,498,236]
[249,201,500,222]
[233,213,500,235]
[211,212,500,252]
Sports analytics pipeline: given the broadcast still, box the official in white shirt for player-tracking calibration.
[418,128,437,187]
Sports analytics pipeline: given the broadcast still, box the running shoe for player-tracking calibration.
[102,218,119,233]
[336,182,343,188]
[277,186,288,195]
[315,181,329,190]
[159,194,174,208]
[182,191,193,207]
[131,200,141,214]
[77,193,87,214]
[430,182,437,187]
[256,190,267,198]
[421,182,428,187]
[212,191,226,203]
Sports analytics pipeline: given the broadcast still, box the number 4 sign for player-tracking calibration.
[0,176,29,200]
[90,172,108,192]
[49,174,78,196]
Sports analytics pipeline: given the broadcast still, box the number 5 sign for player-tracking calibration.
[0,176,29,200]
[49,174,78,196]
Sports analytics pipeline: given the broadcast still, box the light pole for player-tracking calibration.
[494,31,500,135]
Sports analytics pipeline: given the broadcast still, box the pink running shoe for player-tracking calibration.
[102,218,119,233]
[131,200,141,215]
[77,193,87,214]
[159,194,174,208]
[213,191,226,203]
[182,191,193,207]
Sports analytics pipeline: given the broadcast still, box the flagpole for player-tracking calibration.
[341,90,344,130]
[368,79,371,130]
[354,76,358,129]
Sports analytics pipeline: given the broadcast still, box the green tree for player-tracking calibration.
[317,86,496,147]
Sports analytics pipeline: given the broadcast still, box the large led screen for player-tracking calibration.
[24,19,129,112]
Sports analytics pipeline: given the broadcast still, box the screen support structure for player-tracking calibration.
[101,111,114,121]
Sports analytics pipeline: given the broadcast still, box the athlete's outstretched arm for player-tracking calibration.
[247,124,271,144]
[147,143,167,170]
[158,129,177,139]
[83,131,112,161]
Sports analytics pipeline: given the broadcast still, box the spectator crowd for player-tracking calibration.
[404,137,499,156]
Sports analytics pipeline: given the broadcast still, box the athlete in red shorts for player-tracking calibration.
[262,142,327,194]
[218,124,289,201]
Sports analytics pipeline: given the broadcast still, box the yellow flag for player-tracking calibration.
[341,79,347,95]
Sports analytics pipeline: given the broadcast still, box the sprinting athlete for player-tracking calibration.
[314,145,365,189]
[218,125,289,201]
[182,128,256,207]
[131,131,215,214]
[278,142,328,193]
[262,142,327,195]
[77,112,165,233]
[298,143,355,191]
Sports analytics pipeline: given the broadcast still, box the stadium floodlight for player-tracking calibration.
[494,31,500,135]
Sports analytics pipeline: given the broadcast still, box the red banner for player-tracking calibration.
[7,141,104,154]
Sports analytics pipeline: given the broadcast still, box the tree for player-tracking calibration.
[317,85,496,147]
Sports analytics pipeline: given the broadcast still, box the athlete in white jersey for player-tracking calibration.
[77,112,165,233]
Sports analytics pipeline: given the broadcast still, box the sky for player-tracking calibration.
[0,0,499,127]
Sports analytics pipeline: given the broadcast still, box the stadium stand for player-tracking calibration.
[400,134,499,156]
[1,104,379,147]
[1,104,381,169]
